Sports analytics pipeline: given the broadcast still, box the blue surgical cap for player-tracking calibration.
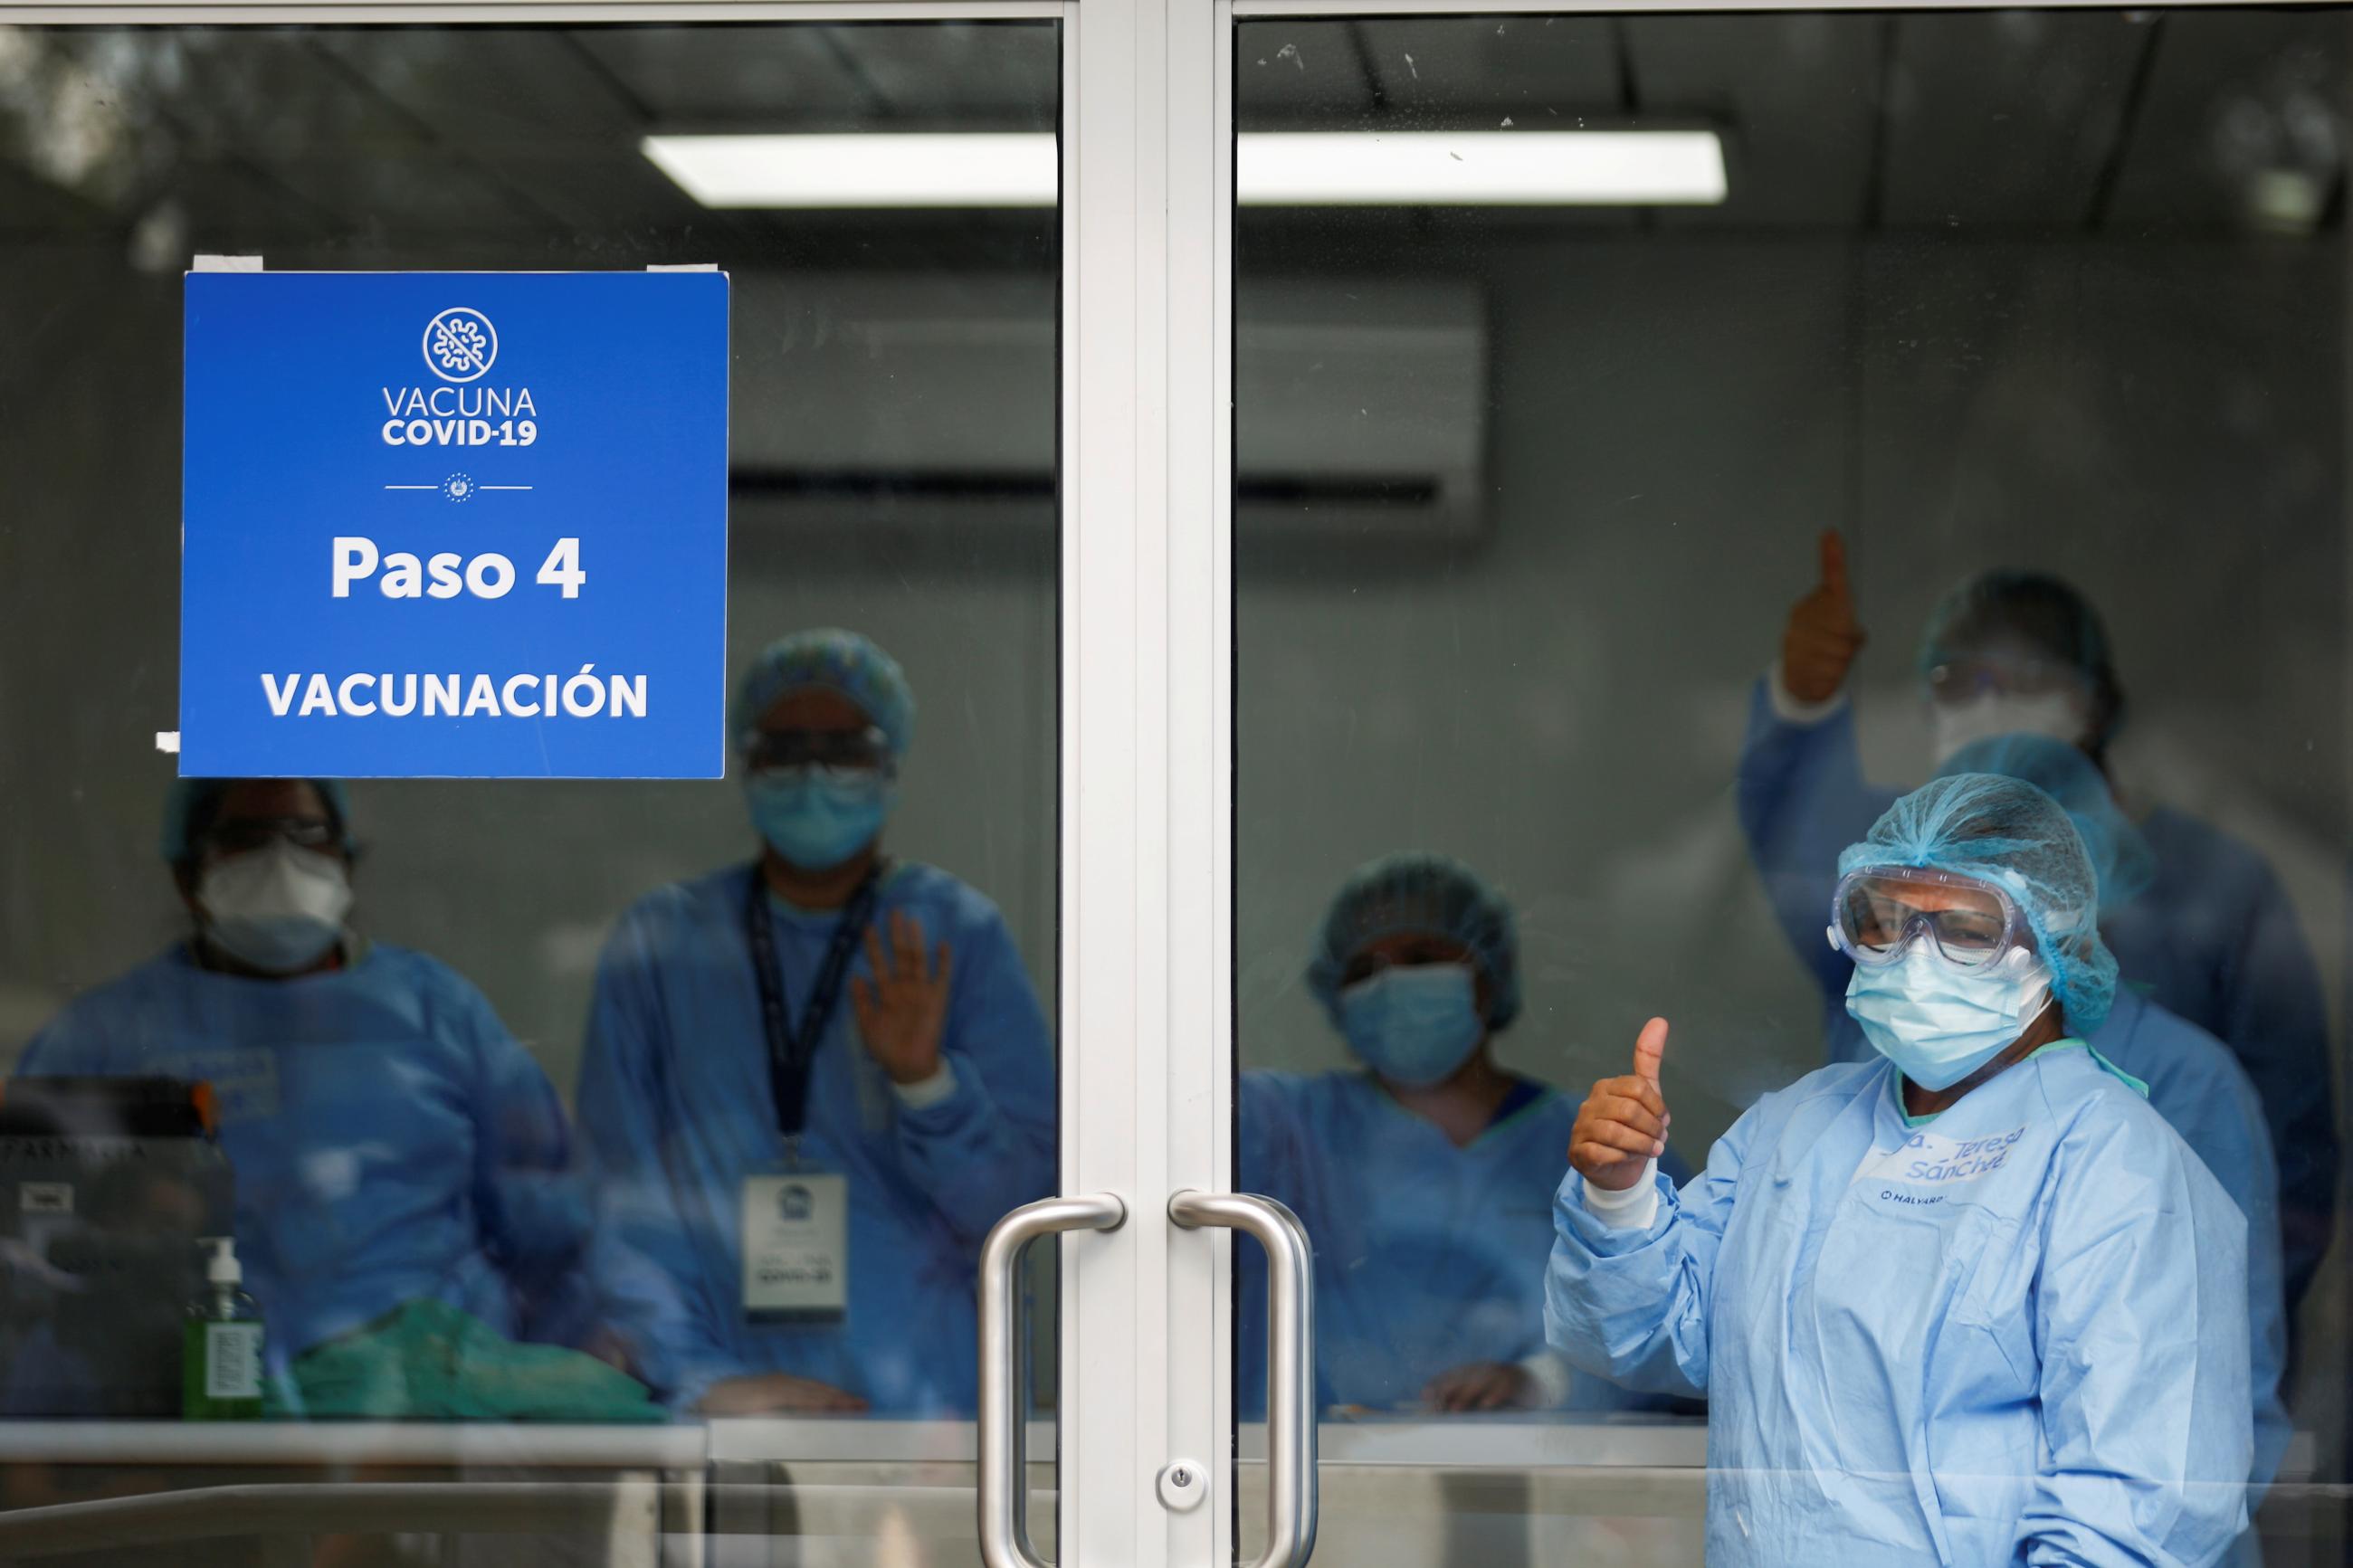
[1839,773,2119,1037]
[1934,733,2155,914]
[163,778,356,864]
[731,629,916,756]
[1307,852,1519,1031]
[1917,568,2126,745]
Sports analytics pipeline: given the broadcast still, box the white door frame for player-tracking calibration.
[1060,0,1232,1563]
[1,2,1236,1563]
[0,1,2324,1563]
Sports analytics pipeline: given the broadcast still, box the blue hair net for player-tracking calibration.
[1934,733,2155,914]
[731,629,916,757]
[1307,853,1519,1031]
[163,778,356,864]
[1917,568,2126,745]
[1839,773,2119,1036]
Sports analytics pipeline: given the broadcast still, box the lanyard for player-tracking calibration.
[745,861,884,1142]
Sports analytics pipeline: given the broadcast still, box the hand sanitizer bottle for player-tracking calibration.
[183,1236,264,1421]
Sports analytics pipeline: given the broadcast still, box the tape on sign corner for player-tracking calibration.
[155,731,182,755]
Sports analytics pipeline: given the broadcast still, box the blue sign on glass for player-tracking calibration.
[181,270,729,778]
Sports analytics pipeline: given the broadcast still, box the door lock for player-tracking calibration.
[1157,1459,1207,1512]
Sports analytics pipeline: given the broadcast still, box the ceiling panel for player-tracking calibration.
[473,149,733,238]
[165,35,428,157]
[4,14,2340,248]
[1238,16,1622,130]
[158,161,335,246]
[1880,10,2150,229]
[258,151,557,238]
[315,30,644,147]
[573,27,871,125]
[1237,20,1384,126]
[1630,14,1883,229]
[1356,16,1621,126]
[805,24,1056,128]
[2105,11,2348,232]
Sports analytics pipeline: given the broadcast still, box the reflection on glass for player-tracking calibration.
[15,778,656,1421]
[1748,548,2338,1326]
[1239,853,1691,1418]
[0,17,1058,1561]
[1556,775,2255,1565]
[1750,564,2296,1495]
[1238,6,2343,1563]
[580,630,1057,1417]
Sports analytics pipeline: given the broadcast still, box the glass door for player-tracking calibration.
[1226,5,2351,1566]
[17,2,2339,1565]
[0,14,1096,1565]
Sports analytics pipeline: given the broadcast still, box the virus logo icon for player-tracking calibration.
[424,308,498,384]
[442,473,477,502]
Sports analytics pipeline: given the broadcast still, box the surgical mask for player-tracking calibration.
[1845,945,2055,1091]
[198,841,353,974]
[1929,691,2090,766]
[748,766,893,871]
[1339,964,1484,1088]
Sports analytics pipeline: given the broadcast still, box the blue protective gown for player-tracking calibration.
[1825,990,2289,1491]
[1236,1069,1689,1416]
[1547,1045,2253,1568]
[576,860,1055,1415]
[1737,680,2338,1314]
[16,942,589,1369]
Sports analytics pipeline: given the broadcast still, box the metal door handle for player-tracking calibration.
[978,1193,1126,1568]
[1170,1190,1319,1568]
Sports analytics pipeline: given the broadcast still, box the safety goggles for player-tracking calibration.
[198,816,341,859]
[1826,866,2029,970]
[744,725,894,777]
[1923,653,2087,708]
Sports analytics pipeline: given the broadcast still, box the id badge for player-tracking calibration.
[741,1171,850,1320]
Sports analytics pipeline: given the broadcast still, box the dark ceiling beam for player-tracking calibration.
[1348,21,1390,118]
[2087,14,2167,233]
[1863,17,1899,233]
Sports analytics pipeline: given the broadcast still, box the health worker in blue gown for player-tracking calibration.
[16,778,651,1419]
[578,629,1056,1417]
[1822,732,2289,1501]
[1738,531,2337,1322]
[1239,853,1691,1417]
[1548,773,2253,1568]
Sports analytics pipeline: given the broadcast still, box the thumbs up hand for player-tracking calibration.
[1570,1017,1672,1192]
[1780,529,1867,705]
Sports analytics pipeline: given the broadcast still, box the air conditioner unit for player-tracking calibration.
[728,273,1488,541]
[729,274,1056,498]
[1236,278,1488,544]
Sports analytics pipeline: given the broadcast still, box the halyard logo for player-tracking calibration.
[423,307,498,383]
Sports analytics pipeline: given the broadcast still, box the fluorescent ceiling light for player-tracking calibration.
[643,133,1059,209]
[642,130,1727,209]
[1242,130,1725,206]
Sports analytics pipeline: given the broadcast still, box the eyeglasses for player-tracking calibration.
[1339,942,1473,989]
[1924,655,2084,708]
[199,817,340,858]
[1827,866,2027,971]
[744,726,894,776]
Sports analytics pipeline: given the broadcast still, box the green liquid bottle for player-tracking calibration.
[183,1236,264,1421]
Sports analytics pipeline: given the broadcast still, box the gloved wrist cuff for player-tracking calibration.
[1767,660,1850,727]
[889,1060,959,1111]
[1581,1160,1660,1231]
